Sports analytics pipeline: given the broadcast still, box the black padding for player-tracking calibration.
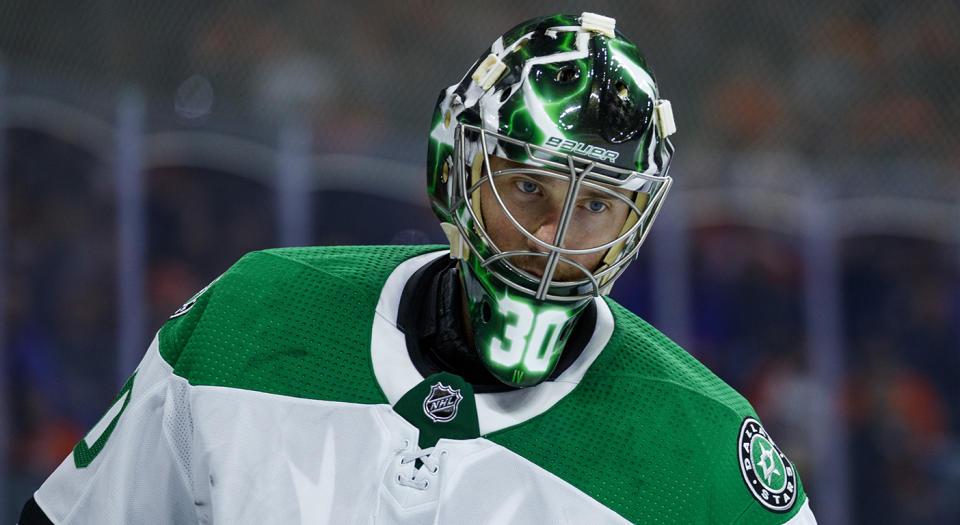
[19,496,54,525]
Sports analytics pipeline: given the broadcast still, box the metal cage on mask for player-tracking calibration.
[448,123,673,303]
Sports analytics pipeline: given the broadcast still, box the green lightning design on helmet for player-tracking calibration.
[427,13,676,388]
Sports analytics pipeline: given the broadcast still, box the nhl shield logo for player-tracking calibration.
[422,382,463,423]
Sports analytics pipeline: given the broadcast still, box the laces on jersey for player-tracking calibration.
[395,440,448,491]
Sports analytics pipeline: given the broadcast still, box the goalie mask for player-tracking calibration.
[427,13,676,387]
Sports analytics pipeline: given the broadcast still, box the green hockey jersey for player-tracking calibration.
[31,245,816,524]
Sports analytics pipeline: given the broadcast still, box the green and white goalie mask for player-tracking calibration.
[427,13,676,388]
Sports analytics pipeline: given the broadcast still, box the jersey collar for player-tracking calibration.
[371,249,615,434]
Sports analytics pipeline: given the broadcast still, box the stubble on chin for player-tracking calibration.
[504,253,598,282]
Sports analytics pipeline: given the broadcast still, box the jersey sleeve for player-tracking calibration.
[26,267,225,524]
[729,415,818,525]
[28,335,198,523]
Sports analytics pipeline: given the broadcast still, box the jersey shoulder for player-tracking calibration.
[598,298,753,413]
[488,298,809,524]
[158,244,446,403]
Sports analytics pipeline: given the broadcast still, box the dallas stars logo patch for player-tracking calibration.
[738,417,797,513]
[422,382,463,423]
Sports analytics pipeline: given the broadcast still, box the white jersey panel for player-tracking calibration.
[782,499,817,524]
[184,384,633,524]
[431,438,629,525]
[34,335,196,524]
[188,385,408,524]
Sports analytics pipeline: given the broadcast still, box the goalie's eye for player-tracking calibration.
[516,180,540,194]
[586,200,608,213]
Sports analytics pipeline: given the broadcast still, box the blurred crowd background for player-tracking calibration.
[1,1,958,523]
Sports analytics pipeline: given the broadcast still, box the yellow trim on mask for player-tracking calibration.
[592,191,650,294]
[470,151,486,230]
[602,192,649,267]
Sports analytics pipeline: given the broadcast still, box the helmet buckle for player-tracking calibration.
[471,54,508,91]
[581,12,616,38]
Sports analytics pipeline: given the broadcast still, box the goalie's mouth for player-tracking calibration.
[510,256,591,283]
[517,263,544,278]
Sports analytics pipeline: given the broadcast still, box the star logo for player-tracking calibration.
[737,417,797,513]
[756,440,781,485]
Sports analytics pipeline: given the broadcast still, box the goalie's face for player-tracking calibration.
[480,155,634,282]
[453,150,644,388]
